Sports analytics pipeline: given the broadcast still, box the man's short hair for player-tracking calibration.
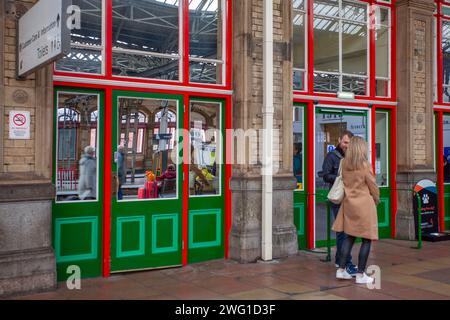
[340,130,354,140]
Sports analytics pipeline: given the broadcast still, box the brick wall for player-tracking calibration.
[239,0,291,175]
[412,19,427,166]
[1,0,39,174]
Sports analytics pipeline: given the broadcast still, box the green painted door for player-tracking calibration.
[52,88,104,281]
[375,111,392,239]
[187,98,226,263]
[293,104,308,249]
[110,91,183,272]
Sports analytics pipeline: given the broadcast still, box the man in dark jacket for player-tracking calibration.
[322,130,358,276]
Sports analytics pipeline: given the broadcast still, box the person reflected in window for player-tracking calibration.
[78,146,97,200]
[117,145,126,200]
[444,156,450,183]
[157,164,177,182]
[293,143,303,186]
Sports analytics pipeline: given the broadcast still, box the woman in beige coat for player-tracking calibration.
[332,136,380,284]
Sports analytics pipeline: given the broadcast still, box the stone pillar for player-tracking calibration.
[230,0,298,262]
[396,0,436,240]
[0,0,56,297]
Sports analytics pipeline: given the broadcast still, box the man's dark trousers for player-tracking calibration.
[331,203,353,266]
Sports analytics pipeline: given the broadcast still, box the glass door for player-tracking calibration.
[188,99,225,263]
[293,104,307,249]
[110,91,183,272]
[375,111,392,238]
[52,88,104,281]
[315,107,369,247]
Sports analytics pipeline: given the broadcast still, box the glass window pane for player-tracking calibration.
[189,0,222,60]
[376,79,389,97]
[56,92,99,202]
[315,112,367,190]
[293,107,304,191]
[375,6,390,27]
[443,21,450,87]
[294,11,306,70]
[342,1,366,23]
[118,98,178,201]
[112,0,180,79]
[56,0,103,74]
[444,116,450,183]
[313,0,339,17]
[294,69,306,91]
[190,101,221,197]
[293,0,306,11]
[376,26,389,79]
[314,16,339,73]
[190,61,222,84]
[342,22,367,76]
[342,75,367,95]
[375,113,389,186]
[113,54,180,80]
[314,72,339,93]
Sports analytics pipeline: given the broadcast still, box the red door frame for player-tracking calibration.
[433,109,448,233]
[296,98,398,248]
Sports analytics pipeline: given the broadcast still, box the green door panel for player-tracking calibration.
[52,88,104,281]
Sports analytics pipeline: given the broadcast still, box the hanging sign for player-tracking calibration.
[413,180,439,239]
[17,0,72,78]
[9,111,31,140]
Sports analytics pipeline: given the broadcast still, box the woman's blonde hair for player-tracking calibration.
[342,136,370,171]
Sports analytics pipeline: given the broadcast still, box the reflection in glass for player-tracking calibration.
[375,113,388,186]
[443,21,450,101]
[190,61,222,84]
[118,98,177,200]
[111,0,180,80]
[56,0,103,74]
[293,107,304,190]
[190,102,221,196]
[189,0,224,84]
[315,112,367,190]
[56,93,99,202]
[342,22,367,76]
[293,2,306,90]
[342,75,366,96]
[314,16,339,73]
[314,73,339,93]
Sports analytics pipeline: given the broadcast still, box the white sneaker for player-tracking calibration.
[336,269,352,280]
[355,273,374,284]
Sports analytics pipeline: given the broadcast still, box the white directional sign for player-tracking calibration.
[18,0,71,78]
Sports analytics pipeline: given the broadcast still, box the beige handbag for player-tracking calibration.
[327,162,344,204]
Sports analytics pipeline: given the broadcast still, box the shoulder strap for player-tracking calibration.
[333,149,344,160]
[338,161,343,177]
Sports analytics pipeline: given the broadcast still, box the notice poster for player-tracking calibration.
[9,111,30,140]
[413,180,440,240]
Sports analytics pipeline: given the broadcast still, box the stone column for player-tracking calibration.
[230,0,298,262]
[0,0,56,297]
[396,0,435,240]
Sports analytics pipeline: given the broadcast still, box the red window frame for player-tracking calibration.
[54,0,233,91]
[295,0,397,103]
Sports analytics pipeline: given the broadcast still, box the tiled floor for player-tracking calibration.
[7,239,450,300]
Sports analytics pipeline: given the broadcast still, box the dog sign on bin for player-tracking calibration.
[9,111,30,140]
[413,179,439,240]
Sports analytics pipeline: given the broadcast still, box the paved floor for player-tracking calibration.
[9,239,450,300]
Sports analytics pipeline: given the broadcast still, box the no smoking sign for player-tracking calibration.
[9,111,30,140]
